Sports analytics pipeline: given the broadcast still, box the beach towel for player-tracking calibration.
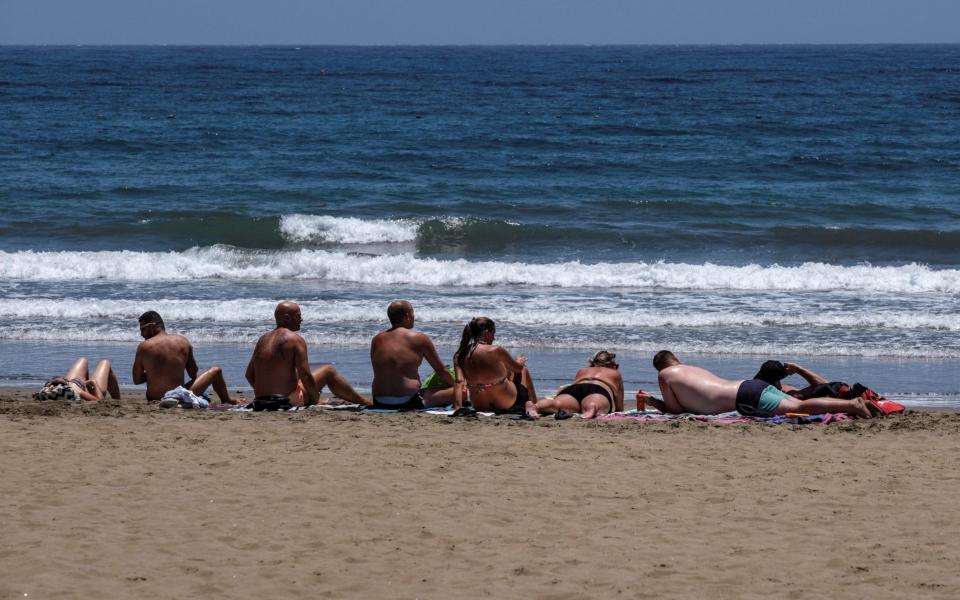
[600,410,851,425]
[362,404,493,416]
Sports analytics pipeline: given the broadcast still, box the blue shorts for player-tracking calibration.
[736,379,791,417]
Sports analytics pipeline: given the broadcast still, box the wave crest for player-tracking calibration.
[1,247,960,293]
[279,214,419,244]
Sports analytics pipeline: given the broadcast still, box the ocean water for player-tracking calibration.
[1,45,958,406]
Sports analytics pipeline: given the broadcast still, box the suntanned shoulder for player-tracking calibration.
[141,332,191,349]
[409,329,434,349]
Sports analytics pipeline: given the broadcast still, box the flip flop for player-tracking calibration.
[864,397,884,418]
[451,406,478,418]
[554,410,574,420]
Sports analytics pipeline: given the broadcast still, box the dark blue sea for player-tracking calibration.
[1,45,958,406]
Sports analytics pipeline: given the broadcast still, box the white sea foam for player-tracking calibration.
[1,247,960,293]
[0,298,957,332]
[0,324,956,358]
[0,299,387,324]
[279,214,419,244]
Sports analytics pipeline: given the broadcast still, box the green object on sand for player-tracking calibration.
[422,365,455,389]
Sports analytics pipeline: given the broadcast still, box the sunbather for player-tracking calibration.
[245,301,369,411]
[370,300,456,410]
[453,316,537,414]
[133,310,237,404]
[36,357,121,402]
[525,351,624,419]
[637,350,874,418]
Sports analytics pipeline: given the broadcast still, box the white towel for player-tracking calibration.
[160,386,209,409]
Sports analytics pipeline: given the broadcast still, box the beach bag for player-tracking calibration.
[422,365,456,390]
[847,383,905,415]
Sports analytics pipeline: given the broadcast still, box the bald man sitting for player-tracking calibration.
[370,300,456,410]
[245,301,370,411]
[637,350,874,418]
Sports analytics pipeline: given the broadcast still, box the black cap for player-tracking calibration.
[754,360,787,385]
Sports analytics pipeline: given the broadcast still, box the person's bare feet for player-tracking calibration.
[851,397,873,419]
[644,396,666,413]
[524,400,540,420]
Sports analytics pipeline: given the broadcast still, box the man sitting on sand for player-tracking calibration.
[370,300,456,410]
[525,350,624,419]
[636,350,875,418]
[245,301,370,411]
[133,311,237,404]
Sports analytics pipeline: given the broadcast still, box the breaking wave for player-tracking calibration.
[1,247,959,293]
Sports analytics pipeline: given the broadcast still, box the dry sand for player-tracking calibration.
[2,387,959,599]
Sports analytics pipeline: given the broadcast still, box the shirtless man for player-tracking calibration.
[245,301,369,411]
[637,350,874,418]
[453,316,537,414]
[133,311,236,403]
[526,350,624,419]
[370,300,456,410]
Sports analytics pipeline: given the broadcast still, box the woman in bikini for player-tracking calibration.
[526,351,624,419]
[35,357,121,402]
[453,317,537,415]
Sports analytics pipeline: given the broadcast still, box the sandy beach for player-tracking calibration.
[2,388,959,599]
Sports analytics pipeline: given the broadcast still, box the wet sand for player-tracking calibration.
[2,388,959,599]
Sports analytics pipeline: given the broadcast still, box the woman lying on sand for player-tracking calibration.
[524,350,625,419]
[34,357,121,402]
[454,317,537,414]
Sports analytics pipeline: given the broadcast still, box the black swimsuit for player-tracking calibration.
[493,373,530,415]
[252,395,292,411]
[371,390,426,411]
[558,382,613,409]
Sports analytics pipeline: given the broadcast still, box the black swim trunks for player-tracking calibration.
[371,390,426,411]
[735,379,790,417]
[252,395,292,411]
[558,382,613,409]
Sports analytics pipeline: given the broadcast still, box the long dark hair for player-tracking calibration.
[454,317,495,369]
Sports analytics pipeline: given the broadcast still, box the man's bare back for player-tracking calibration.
[642,351,875,419]
[245,301,368,409]
[247,326,313,401]
[371,328,435,395]
[134,333,192,400]
[654,364,740,414]
[370,301,454,402]
[133,311,235,403]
